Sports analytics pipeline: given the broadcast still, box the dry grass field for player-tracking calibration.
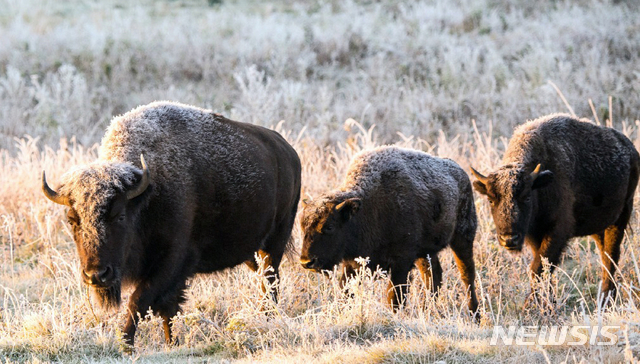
[1,0,640,363]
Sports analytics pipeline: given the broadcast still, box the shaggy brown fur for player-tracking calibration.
[472,114,640,303]
[300,146,478,314]
[44,101,301,347]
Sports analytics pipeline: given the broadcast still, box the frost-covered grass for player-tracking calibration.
[1,0,640,362]
[1,0,639,148]
[2,121,640,363]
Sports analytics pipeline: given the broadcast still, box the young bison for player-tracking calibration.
[300,146,478,314]
[471,114,639,302]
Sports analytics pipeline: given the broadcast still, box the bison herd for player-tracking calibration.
[42,102,639,347]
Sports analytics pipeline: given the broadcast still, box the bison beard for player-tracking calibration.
[92,283,122,311]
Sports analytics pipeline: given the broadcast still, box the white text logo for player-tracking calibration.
[489,325,619,346]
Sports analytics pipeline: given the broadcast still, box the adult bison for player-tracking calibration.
[300,146,479,315]
[42,101,301,346]
[471,114,639,302]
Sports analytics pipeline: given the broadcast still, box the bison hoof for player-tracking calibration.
[470,310,481,323]
[120,342,134,355]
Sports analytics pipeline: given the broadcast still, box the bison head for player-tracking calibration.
[470,164,553,251]
[299,194,361,271]
[42,155,151,310]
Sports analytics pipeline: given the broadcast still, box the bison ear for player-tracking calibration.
[470,167,489,195]
[335,198,361,222]
[532,170,553,189]
[472,180,488,195]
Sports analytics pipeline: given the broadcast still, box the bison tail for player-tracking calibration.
[284,234,298,262]
[283,189,302,263]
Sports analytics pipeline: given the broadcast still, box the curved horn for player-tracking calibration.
[42,171,71,206]
[470,166,489,184]
[126,154,150,200]
[530,164,542,180]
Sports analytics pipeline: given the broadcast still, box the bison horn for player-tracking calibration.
[530,164,542,180]
[470,167,488,184]
[42,171,71,206]
[126,154,150,200]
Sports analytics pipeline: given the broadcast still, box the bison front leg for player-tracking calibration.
[123,285,185,348]
[337,261,358,300]
[338,262,357,290]
[525,234,568,309]
[387,264,412,311]
[415,254,442,293]
[529,235,567,282]
[122,287,146,348]
[122,269,189,349]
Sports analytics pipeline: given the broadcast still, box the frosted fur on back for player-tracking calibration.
[304,146,467,230]
[341,145,461,201]
[101,101,215,162]
[503,113,591,165]
[101,100,263,194]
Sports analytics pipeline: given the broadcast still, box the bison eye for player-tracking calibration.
[117,214,126,222]
[323,224,335,233]
[518,193,531,203]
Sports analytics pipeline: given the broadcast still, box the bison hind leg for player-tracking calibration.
[594,198,633,304]
[246,249,280,304]
[158,297,186,345]
[247,204,299,306]
[155,281,188,345]
[449,232,479,319]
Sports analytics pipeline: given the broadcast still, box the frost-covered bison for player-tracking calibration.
[42,101,301,346]
[300,146,479,314]
[471,114,639,301]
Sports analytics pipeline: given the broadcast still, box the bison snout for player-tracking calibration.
[300,257,317,270]
[498,233,522,250]
[82,265,114,286]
